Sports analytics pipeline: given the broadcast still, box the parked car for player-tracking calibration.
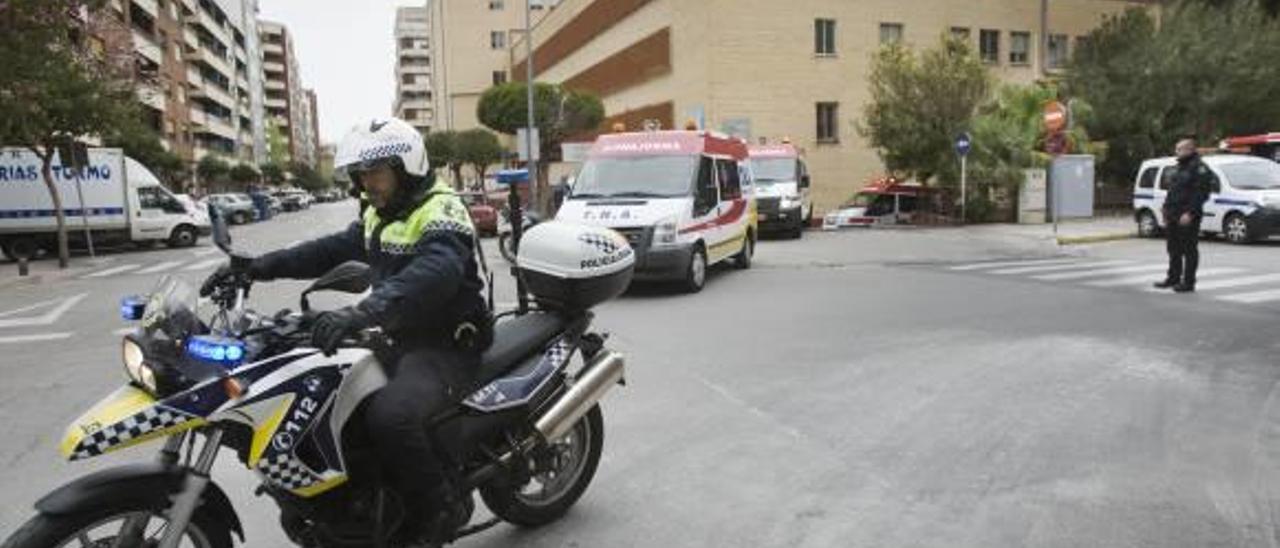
[824,178,928,229]
[273,189,312,212]
[1133,154,1280,244]
[206,193,259,225]
[461,191,498,236]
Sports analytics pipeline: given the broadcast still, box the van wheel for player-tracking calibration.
[733,233,754,270]
[168,225,198,248]
[682,246,707,293]
[6,238,39,261]
[232,211,250,225]
[1224,213,1252,244]
[1137,210,1160,238]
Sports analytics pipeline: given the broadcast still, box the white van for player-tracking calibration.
[1133,154,1280,244]
[556,130,758,293]
[0,147,209,259]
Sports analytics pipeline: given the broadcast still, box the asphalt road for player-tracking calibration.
[1,207,1279,547]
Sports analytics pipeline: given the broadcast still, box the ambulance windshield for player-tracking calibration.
[571,156,698,199]
[749,158,796,183]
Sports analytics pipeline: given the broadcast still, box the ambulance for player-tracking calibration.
[747,142,813,238]
[823,177,928,229]
[556,130,757,293]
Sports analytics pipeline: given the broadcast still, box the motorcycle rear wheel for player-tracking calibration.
[1,502,232,548]
[479,406,604,527]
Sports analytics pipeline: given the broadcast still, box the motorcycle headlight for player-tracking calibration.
[122,338,157,393]
[654,215,678,245]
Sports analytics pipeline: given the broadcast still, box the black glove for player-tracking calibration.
[199,256,270,297]
[311,306,374,355]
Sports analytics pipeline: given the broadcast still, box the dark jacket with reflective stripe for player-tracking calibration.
[1164,154,1213,219]
[255,181,487,344]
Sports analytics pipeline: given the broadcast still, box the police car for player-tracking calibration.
[1133,154,1280,244]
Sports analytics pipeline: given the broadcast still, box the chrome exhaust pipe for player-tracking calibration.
[535,350,625,442]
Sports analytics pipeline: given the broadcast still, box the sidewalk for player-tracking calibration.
[963,214,1136,246]
[0,255,120,292]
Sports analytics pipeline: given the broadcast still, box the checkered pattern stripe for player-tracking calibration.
[71,405,195,460]
[422,219,475,238]
[579,233,621,255]
[357,142,413,162]
[257,453,319,491]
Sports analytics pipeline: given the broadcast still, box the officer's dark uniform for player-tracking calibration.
[251,177,489,530]
[1163,153,1213,288]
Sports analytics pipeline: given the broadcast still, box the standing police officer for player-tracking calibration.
[1155,137,1213,293]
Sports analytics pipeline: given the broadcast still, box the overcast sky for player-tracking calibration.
[258,0,424,145]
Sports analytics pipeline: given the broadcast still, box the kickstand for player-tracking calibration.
[453,518,502,540]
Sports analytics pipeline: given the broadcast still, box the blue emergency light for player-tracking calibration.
[496,169,529,186]
[186,335,247,366]
[120,296,147,321]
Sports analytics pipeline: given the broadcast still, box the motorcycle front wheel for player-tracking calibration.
[1,502,233,548]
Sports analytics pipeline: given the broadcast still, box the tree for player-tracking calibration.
[228,163,259,189]
[266,119,289,166]
[425,130,465,188]
[1068,3,1280,183]
[103,121,187,190]
[260,162,286,186]
[0,0,141,267]
[454,129,505,191]
[197,156,231,191]
[478,82,604,209]
[289,162,329,192]
[858,36,992,189]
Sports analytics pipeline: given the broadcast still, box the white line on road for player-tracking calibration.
[0,297,66,319]
[0,293,87,329]
[83,264,141,278]
[1032,264,1167,281]
[1218,288,1280,304]
[1136,268,1248,291]
[1193,273,1280,291]
[192,247,221,258]
[184,258,224,271]
[137,261,184,275]
[948,258,1079,271]
[113,327,135,335]
[0,332,73,344]
[1090,268,1246,288]
[989,260,1131,276]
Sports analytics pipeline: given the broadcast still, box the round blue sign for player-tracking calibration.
[955,132,973,157]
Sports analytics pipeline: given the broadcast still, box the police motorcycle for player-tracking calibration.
[1,196,636,548]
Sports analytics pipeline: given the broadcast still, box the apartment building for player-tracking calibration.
[430,0,561,132]
[259,20,317,166]
[513,0,1146,213]
[394,6,434,134]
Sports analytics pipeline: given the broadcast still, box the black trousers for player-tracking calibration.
[364,345,478,523]
[1165,219,1202,286]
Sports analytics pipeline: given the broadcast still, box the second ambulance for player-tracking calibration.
[557,130,757,292]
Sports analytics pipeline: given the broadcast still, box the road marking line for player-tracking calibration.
[83,264,141,278]
[1032,264,1167,281]
[137,261,184,275]
[1090,268,1247,288]
[113,327,135,336]
[192,248,221,258]
[0,297,67,319]
[989,260,1131,275]
[184,258,224,271]
[0,293,87,329]
[1134,268,1248,291]
[0,332,73,344]
[1218,288,1280,304]
[948,258,1078,271]
[1193,273,1280,291]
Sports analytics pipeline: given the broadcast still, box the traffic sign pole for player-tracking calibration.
[960,155,968,224]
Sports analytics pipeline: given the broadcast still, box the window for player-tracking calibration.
[816,102,839,143]
[979,29,1000,64]
[490,31,505,50]
[695,157,718,214]
[1075,36,1091,54]
[1138,167,1157,190]
[879,23,903,45]
[1158,167,1176,190]
[950,27,970,42]
[1047,34,1069,69]
[1010,31,1031,65]
[137,187,164,209]
[488,0,504,9]
[716,159,741,201]
[492,70,507,85]
[898,195,919,214]
[814,18,836,56]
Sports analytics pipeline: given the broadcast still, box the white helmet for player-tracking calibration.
[334,117,429,178]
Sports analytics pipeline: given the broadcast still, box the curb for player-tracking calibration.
[1056,232,1135,245]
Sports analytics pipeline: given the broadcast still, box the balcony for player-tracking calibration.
[131,0,159,19]
[136,84,166,112]
[262,61,286,75]
[265,97,287,110]
[187,47,233,79]
[264,79,286,91]
[400,79,431,94]
[194,9,231,48]
[192,110,237,141]
[133,30,163,65]
[183,27,199,49]
[179,0,196,15]
[399,45,430,57]
[189,77,236,109]
[262,42,284,56]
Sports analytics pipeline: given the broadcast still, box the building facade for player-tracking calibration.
[514,0,1146,213]
[430,0,560,133]
[111,0,266,168]
[259,20,317,166]
[394,6,434,134]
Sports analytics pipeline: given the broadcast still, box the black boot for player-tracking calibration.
[1174,283,1195,293]
[1153,280,1178,289]
[404,490,473,547]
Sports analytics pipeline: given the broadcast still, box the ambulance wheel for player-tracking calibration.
[733,232,753,270]
[682,246,707,293]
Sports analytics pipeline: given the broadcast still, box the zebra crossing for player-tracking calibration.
[937,257,1280,307]
[79,248,226,279]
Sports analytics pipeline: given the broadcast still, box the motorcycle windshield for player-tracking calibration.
[140,276,204,342]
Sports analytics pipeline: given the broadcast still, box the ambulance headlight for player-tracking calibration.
[122,338,157,392]
[654,215,678,245]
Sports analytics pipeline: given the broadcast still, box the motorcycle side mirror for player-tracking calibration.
[301,261,371,312]
[209,204,232,253]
